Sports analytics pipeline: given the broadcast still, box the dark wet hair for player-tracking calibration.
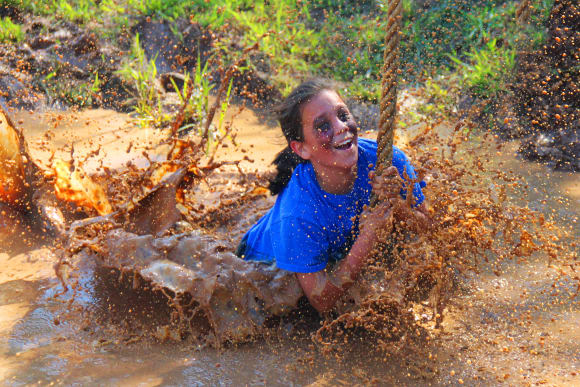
[268,79,337,195]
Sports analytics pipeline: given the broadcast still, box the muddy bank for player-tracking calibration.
[511,0,578,171]
[0,10,280,114]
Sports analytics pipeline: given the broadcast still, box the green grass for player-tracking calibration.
[117,34,165,127]
[171,63,233,152]
[1,0,557,111]
[0,17,24,43]
[53,0,100,23]
[117,33,232,149]
[416,73,460,119]
[40,69,102,108]
[450,38,516,99]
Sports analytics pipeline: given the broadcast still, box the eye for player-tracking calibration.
[338,109,350,122]
[316,121,331,133]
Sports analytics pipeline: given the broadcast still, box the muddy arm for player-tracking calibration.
[297,167,431,313]
[297,200,394,314]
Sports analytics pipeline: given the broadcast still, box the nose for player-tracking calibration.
[332,117,349,135]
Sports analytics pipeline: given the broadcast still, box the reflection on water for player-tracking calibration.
[0,110,578,385]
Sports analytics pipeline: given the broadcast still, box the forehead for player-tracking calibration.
[301,90,346,123]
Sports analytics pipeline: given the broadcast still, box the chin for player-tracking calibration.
[335,144,358,171]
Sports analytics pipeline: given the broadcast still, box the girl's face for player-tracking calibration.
[291,90,359,177]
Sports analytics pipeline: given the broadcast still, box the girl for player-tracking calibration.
[237,79,429,313]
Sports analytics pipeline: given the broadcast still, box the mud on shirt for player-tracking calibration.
[240,138,425,273]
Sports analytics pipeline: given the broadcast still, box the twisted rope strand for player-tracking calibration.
[371,0,402,208]
[376,0,402,176]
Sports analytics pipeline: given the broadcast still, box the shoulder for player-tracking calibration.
[358,137,377,167]
[358,137,377,153]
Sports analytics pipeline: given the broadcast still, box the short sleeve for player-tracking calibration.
[271,217,329,273]
[392,147,426,207]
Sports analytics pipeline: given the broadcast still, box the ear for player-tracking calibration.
[290,140,311,160]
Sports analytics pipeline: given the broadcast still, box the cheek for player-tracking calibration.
[314,129,334,149]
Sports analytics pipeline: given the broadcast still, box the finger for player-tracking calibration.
[383,166,398,177]
[374,177,403,194]
[372,173,398,190]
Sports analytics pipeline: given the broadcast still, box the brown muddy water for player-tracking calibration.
[0,108,578,386]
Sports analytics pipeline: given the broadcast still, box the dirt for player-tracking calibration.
[0,11,281,114]
[0,104,578,384]
[511,0,579,171]
[0,2,578,384]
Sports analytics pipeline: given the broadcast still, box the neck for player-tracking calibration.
[313,164,357,195]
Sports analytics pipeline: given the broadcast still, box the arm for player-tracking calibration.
[297,199,394,313]
[297,166,431,314]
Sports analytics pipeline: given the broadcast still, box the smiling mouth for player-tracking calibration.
[332,135,354,150]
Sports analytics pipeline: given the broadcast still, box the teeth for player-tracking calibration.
[334,136,353,147]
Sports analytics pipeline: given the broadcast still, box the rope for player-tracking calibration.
[376,0,402,175]
[372,0,402,206]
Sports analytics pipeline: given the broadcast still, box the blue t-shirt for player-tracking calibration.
[240,138,425,273]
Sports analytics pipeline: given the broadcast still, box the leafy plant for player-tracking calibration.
[117,34,165,127]
[0,17,24,43]
[40,70,102,108]
[416,73,460,119]
[53,0,100,24]
[170,58,233,151]
[450,38,515,98]
[134,0,189,21]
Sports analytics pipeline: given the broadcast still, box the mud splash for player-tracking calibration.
[1,105,578,384]
[1,101,308,345]
[65,228,303,344]
[4,98,576,357]
[312,121,577,354]
[2,95,578,352]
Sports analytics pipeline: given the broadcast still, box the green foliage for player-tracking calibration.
[117,34,232,147]
[316,11,384,101]
[217,0,322,94]
[0,17,23,43]
[41,70,102,108]
[53,0,100,24]
[117,34,165,127]
[172,61,233,151]
[416,73,460,119]
[450,38,515,98]
[311,0,375,17]
[2,0,558,114]
[170,60,211,134]
[132,0,189,21]
[0,0,47,13]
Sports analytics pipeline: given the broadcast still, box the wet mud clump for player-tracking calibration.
[67,228,302,343]
[57,162,306,343]
[0,105,73,247]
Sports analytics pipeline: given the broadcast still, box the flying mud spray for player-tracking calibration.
[0,0,578,384]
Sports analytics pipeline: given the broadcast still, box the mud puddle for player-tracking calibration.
[0,109,578,385]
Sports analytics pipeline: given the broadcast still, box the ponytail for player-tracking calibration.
[268,146,307,195]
